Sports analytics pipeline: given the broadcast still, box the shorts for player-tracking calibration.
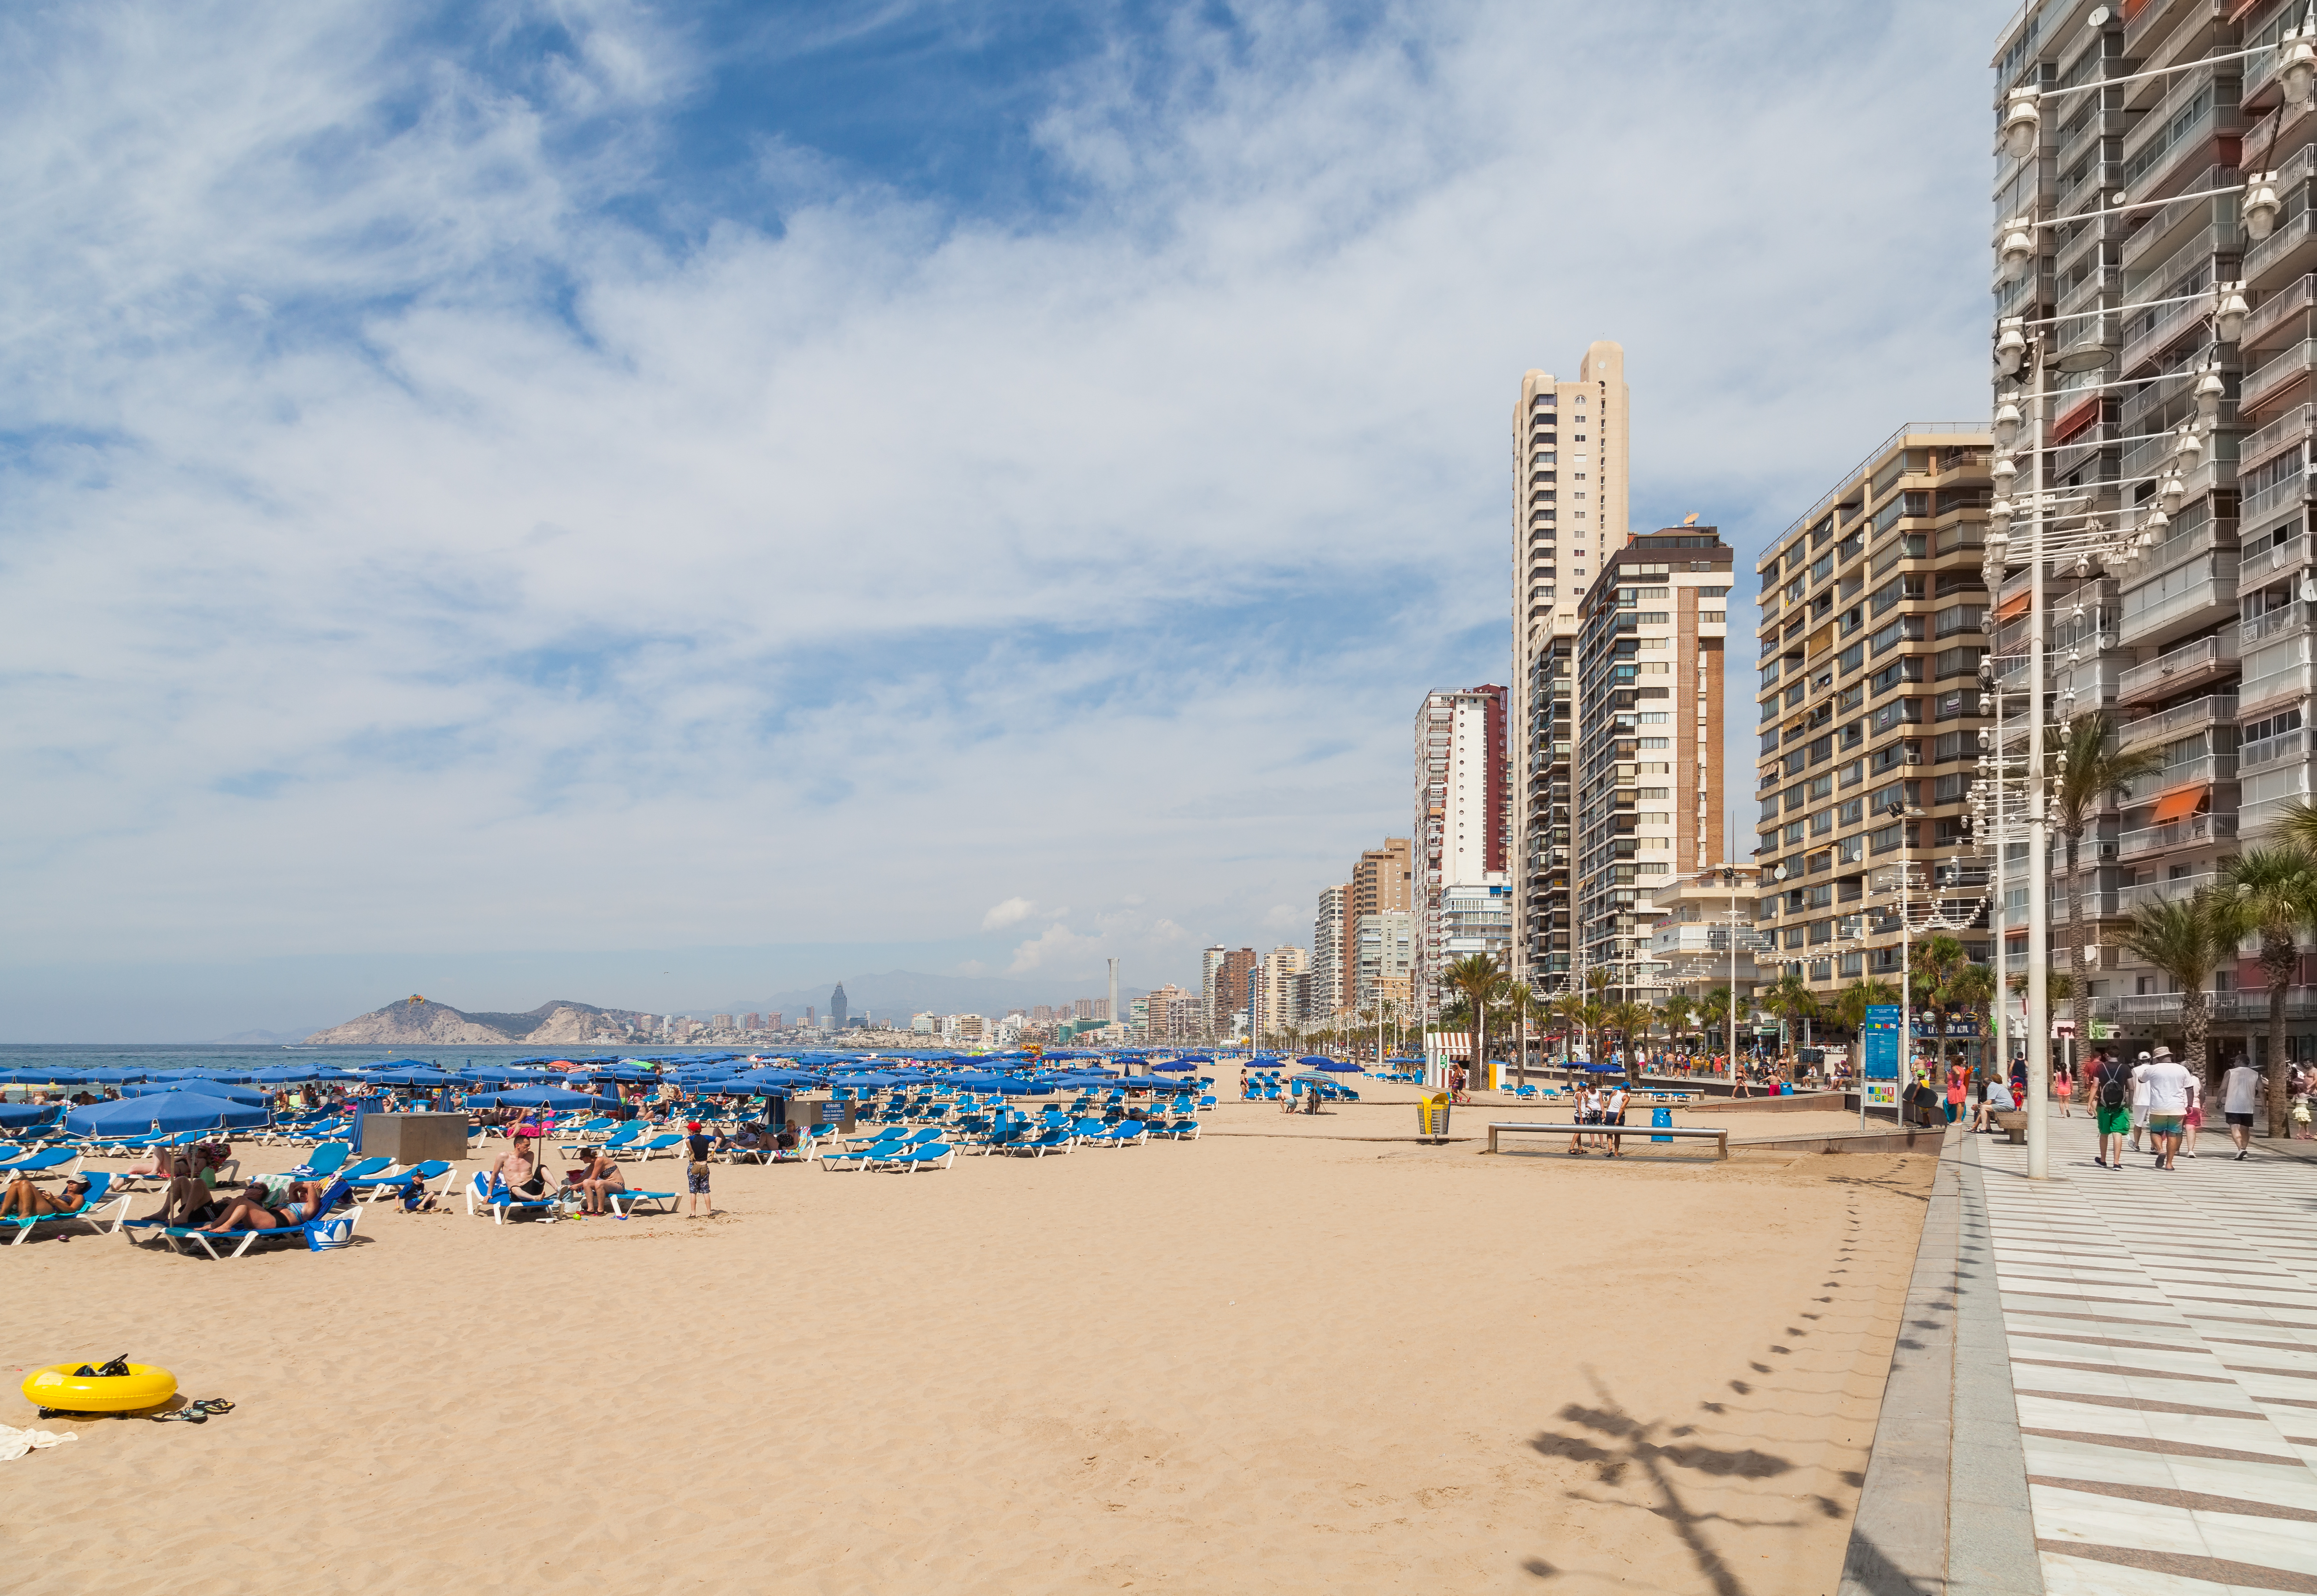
[2228,1111,2254,1128]
[686,1162,712,1195]
[2095,1104,2133,1137]
[2148,1114,2184,1136]
[2130,1106,2150,1127]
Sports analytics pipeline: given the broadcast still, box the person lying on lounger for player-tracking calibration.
[195,1179,329,1233]
[2,1173,90,1217]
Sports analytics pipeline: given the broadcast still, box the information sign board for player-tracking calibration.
[1863,1004,1902,1081]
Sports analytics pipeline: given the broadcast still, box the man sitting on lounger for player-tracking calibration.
[3,1173,90,1218]
[141,1155,222,1228]
[488,1137,549,1202]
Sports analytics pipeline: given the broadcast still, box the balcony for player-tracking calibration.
[2242,726,2306,771]
[2239,401,2312,480]
[2117,554,2240,651]
[2126,754,2239,804]
[2117,693,2238,754]
[2119,872,2221,913]
[2117,631,2239,704]
[2243,603,2312,652]
[2238,641,2311,717]
[2123,168,2240,278]
[2241,337,2317,418]
[2117,812,2239,861]
[2246,205,2317,292]
[2237,530,2311,586]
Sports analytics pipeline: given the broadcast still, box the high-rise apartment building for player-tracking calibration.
[830,984,848,1029]
[1748,431,1994,1000]
[1351,838,1414,918]
[1211,946,1258,1039]
[1353,909,1416,1017]
[1993,3,2317,1050]
[1573,525,1733,993]
[1414,687,1508,1004]
[1251,945,1308,1041]
[1512,346,1631,998]
[1312,883,1351,1020]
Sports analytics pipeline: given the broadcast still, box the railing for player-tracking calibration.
[2126,754,2238,802]
[2243,604,2310,649]
[2120,276,2215,374]
[2117,555,2240,645]
[2132,516,2225,579]
[2117,693,2238,752]
[2242,728,2306,770]
[2246,199,2317,291]
[2239,400,2313,477]
[2238,651,2311,715]
[2238,531,2311,585]
[2117,632,2235,700]
[2122,165,2241,277]
[2102,989,2317,1022]
[2057,159,2122,227]
[2116,813,2238,860]
[2120,872,2221,913]
[2248,276,2317,358]
[2242,338,2317,417]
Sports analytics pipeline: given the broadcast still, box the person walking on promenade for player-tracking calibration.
[2128,1051,2154,1156]
[2053,1058,2074,1117]
[2144,1048,2195,1172]
[2183,1065,2206,1157]
[2090,1048,2134,1170]
[1603,1077,1629,1159]
[2222,1052,2262,1160]
[1945,1062,1968,1124]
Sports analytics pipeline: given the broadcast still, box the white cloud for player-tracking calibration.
[981,896,1038,930]
[1006,922,1089,976]
[0,1,2010,1027]
[1262,904,1302,930]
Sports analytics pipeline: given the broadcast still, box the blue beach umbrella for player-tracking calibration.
[0,1103,59,1129]
[471,1087,617,1110]
[67,1094,268,1135]
[119,1079,270,1107]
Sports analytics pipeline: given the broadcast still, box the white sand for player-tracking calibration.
[5,1092,1932,1594]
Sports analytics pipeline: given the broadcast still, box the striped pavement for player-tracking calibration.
[1976,1117,2317,1594]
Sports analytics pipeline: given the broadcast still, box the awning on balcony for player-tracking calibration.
[1995,589,2031,622]
[2151,786,2207,822]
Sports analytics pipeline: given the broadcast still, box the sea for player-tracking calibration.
[0,1042,795,1092]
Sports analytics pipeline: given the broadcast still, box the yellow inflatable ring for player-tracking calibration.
[22,1362,177,1414]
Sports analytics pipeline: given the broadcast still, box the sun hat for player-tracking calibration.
[2152,1045,2173,1059]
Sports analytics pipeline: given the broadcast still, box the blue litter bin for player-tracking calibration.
[1651,1106,1673,1143]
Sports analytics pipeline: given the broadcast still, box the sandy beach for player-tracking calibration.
[7,1089,1932,1595]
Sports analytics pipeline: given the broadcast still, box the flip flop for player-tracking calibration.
[190,1399,235,1415]
[152,1409,206,1423]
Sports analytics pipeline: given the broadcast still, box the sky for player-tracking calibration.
[0,0,2014,1041]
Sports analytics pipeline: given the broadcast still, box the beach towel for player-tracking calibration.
[0,1425,78,1463]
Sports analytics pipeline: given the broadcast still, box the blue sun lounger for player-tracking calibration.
[3,1173,130,1245]
[606,1186,677,1216]
[865,1140,954,1172]
[0,1148,82,1179]
[349,1160,455,1203]
[465,1171,559,1225]
[135,1177,361,1259]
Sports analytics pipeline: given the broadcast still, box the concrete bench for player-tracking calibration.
[1485,1122,1729,1159]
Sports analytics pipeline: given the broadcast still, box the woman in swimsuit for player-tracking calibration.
[572,1149,626,1215]
[196,1179,328,1233]
[3,1174,90,1218]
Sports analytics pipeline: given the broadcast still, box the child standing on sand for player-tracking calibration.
[684,1120,713,1217]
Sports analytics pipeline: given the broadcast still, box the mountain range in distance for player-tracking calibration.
[283,972,1157,1047]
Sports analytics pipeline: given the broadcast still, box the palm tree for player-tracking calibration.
[1913,932,1971,1078]
[2219,844,2317,1127]
[2050,712,2165,1067]
[1698,985,1735,1073]
[1759,971,1819,1079]
[1504,985,1540,1084]
[1946,963,1998,1074]
[1661,993,1696,1056]
[1445,954,1505,1085]
[1831,976,1899,1036]
[1551,991,1589,1068]
[2118,887,2249,1085]
[1606,999,1654,1074]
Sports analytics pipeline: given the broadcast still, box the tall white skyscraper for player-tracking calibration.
[1511,342,1631,997]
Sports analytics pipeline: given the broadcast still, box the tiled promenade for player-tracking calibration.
[1976,1119,2317,1594]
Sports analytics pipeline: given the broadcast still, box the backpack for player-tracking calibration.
[2095,1063,2131,1109]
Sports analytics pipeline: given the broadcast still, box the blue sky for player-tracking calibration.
[0,0,2015,1040]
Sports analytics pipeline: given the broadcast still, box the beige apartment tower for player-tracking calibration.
[1512,342,1631,995]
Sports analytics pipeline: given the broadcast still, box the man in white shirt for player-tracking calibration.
[2128,1053,2153,1154]
[1603,1080,1629,1159]
[2222,1054,2263,1160]
[2143,1047,2195,1172]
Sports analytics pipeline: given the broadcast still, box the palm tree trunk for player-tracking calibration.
[2265,937,2294,1137]
[2186,987,2212,1087]
[2067,826,2091,1081]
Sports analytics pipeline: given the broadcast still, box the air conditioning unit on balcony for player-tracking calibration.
[2095,841,2118,860]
